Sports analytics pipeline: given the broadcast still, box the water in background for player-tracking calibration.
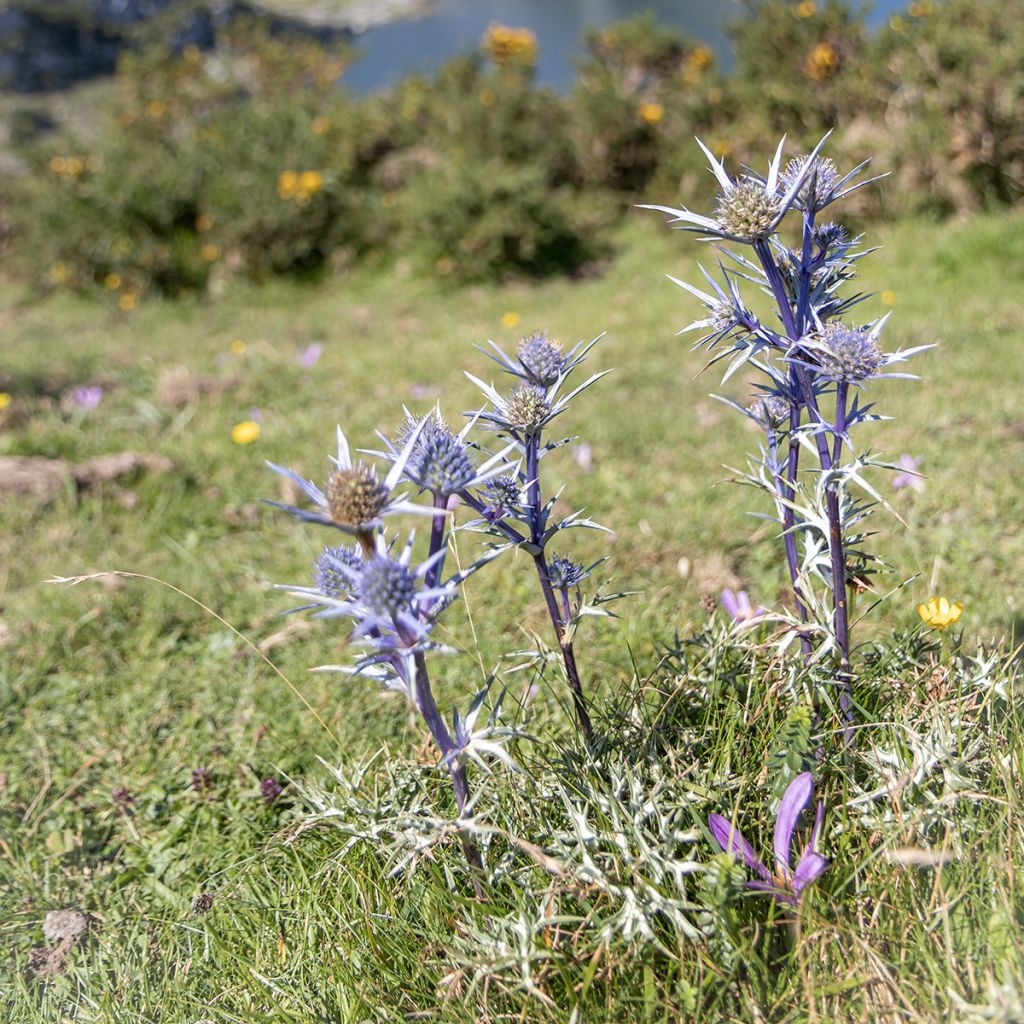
[345,0,906,93]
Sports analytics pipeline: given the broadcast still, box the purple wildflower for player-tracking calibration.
[191,767,213,792]
[892,454,924,492]
[260,777,283,803]
[298,343,323,369]
[111,786,134,806]
[720,588,767,623]
[708,773,828,907]
[72,385,103,410]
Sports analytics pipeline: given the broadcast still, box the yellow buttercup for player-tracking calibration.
[916,596,963,631]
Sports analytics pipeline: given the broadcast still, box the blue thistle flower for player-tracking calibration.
[279,534,452,646]
[749,396,791,431]
[776,152,887,214]
[480,473,522,523]
[466,367,609,438]
[315,544,363,599]
[814,323,886,383]
[640,135,829,245]
[812,222,849,251]
[374,408,514,498]
[478,332,599,387]
[546,556,590,590]
[266,423,443,553]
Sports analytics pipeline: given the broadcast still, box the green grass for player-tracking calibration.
[2,212,1024,1021]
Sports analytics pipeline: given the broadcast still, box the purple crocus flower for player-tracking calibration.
[708,772,828,907]
[72,385,103,410]
[891,454,924,492]
[298,343,323,369]
[720,588,767,623]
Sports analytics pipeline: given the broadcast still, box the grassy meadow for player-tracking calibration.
[2,210,1024,1021]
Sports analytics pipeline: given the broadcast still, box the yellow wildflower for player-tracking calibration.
[278,170,298,199]
[889,15,906,32]
[231,420,261,445]
[482,23,537,66]
[500,311,520,329]
[147,99,166,119]
[297,170,323,197]
[104,272,122,290]
[201,243,220,263]
[0,393,11,411]
[65,157,84,176]
[711,139,733,159]
[196,214,214,232]
[687,46,713,72]
[796,0,817,16]
[311,116,330,135]
[881,289,896,306]
[805,41,839,82]
[49,156,66,174]
[49,262,70,285]
[118,293,138,311]
[917,597,964,631]
[638,102,664,126]
[230,339,247,355]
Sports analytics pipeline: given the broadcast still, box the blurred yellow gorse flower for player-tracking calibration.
[638,102,664,125]
[482,23,537,65]
[805,41,839,81]
[917,597,964,631]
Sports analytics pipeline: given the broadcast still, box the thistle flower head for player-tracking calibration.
[815,322,885,383]
[358,555,419,617]
[640,134,831,245]
[547,556,591,590]
[504,385,551,432]
[315,545,363,599]
[708,772,828,907]
[780,155,840,211]
[714,178,782,242]
[516,332,566,387]
[266,424,444,548]
[394,413,477,496]
[749,396,790,431]
[325,464,390,530]
[477,332,599,386]
[812,221,849,250]
[481,473,522,522]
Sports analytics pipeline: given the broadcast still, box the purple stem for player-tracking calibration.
[525,433,594,741]
[410,648,485,895]
[425,492,449,591]
[771,422,813,659]
[755,240,852,709]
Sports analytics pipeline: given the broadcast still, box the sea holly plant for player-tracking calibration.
[643,136,929,737]
[266,421,520,890]
[459,331,614,742]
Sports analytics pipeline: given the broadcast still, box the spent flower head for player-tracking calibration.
[640,134,830,245]
[266,424,442,551]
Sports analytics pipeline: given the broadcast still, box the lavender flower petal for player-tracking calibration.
[773,773,814,872]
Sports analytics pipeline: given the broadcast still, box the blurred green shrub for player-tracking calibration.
[9,5,1024,298]
[866,0,1024,214]
[571,15,728,201]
